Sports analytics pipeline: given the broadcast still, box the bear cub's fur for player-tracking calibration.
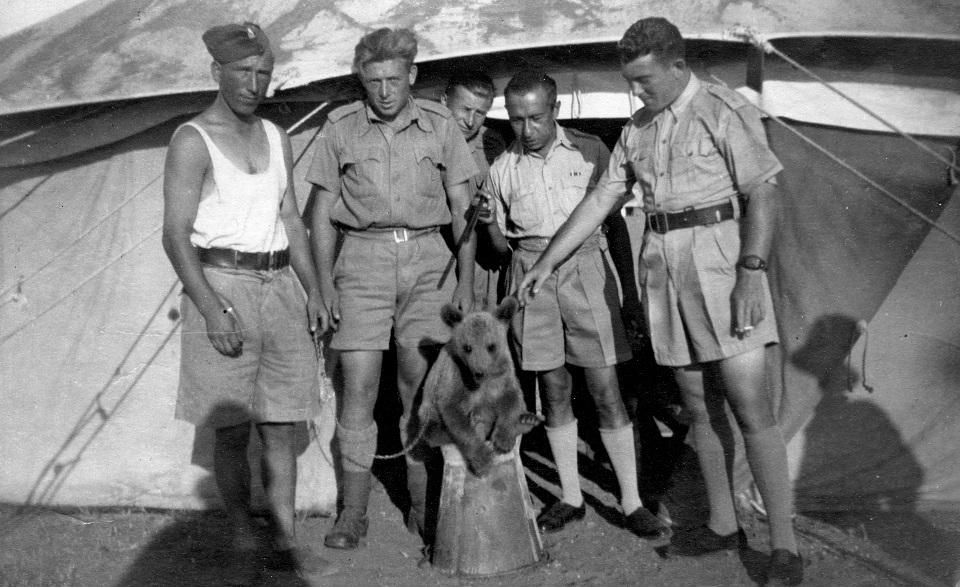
[418,297,541,477]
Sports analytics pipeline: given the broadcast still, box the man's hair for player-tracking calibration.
[503,70,557,104]
[617,17,685,65]
[353,27,418,72]
[444,71,496,102]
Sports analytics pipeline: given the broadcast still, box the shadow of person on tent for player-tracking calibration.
[117,401,313,586]
[792,314,959,584]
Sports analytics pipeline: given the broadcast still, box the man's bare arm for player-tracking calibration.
[447,179,477,311]
[277,130,327,334]
[731,179,778,336]
[308,184,342,330]
[161,126,243,356]
[515,188,624,304]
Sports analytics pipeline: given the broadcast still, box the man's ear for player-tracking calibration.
[211,61,222,83]
[408,64,418,86]
[440,93,448,107]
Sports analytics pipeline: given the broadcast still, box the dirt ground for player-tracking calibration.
[3,431,958,587]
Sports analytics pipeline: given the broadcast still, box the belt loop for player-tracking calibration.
[394,228,409,243]
[232,249,239,268]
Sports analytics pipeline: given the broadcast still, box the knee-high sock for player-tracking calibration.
[337,421,377,474]
[692,420,739,535]
[545,419,583,507]
[743,425,797,553]
[599,424,642,514]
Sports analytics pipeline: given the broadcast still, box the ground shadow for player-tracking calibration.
[117,401,314,586]
[793,314,960,584]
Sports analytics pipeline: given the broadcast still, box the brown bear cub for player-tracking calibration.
[418,297,542,477]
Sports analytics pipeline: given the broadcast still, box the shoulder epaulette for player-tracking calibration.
[416,98,454,119]
[705,84,750,110]
[326,101,364,123]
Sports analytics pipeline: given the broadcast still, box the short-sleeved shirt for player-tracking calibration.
[593,74,782,212]
[483,124,610,239]
[305,98,478,229]
[468,125,507,194]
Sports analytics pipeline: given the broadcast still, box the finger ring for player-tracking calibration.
[741,325,754,331]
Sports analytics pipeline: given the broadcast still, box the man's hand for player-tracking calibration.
[475,194,495,225]
[452,280,474,313]
[205,296,244,357]
[306,291,328,336]
[319,279,341,333]
[515,261,553,307]
[730,270,766,339]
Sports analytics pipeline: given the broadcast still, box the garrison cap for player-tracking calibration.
[202,22,270,64]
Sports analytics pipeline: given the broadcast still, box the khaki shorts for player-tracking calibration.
[640,219,779,367]
[511,235,632,371]
[176,266,320,428]
[331,229,456,349]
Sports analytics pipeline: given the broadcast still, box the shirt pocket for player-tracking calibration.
[670,137,725,194]
[412,142,445,199]
[558,171,591,217]
[340,146,382,201]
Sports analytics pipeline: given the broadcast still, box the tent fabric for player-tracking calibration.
[767,121,959,509]
[2,0,960,115]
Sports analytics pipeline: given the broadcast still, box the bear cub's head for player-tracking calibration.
[440,296,519,388]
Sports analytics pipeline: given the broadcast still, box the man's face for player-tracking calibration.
[442,85,493,142]
[359,58,416,121]
[620,52,686,113]
[214,52,274,117]
[505,86,558,157]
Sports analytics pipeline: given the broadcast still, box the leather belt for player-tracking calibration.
[341,226,439,243]
[647,195,746,234]
[196,247,290,271]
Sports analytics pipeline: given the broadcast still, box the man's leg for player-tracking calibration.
[396,344,440,545]
[583,365,639,513]
[537,366,587,532]
[717,347,798,555]
[257,422,297,550]
[214,422,257,550]
[675,365,741,538]
[325,350,383,550]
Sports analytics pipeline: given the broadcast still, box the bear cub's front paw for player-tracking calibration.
[517,411,544,435]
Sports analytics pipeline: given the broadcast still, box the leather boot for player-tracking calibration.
[324,470,371,550]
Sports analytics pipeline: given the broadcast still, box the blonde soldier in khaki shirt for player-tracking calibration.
[305,28,477,554]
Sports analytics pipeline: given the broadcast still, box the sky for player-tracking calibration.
[0,0,88,38]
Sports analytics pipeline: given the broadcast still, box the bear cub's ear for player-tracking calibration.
[494,296,520,323]
[440,303,464,327]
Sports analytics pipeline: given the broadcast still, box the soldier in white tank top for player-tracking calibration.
[160,22,334,579]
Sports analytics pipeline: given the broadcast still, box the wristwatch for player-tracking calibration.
[737,254,768,271]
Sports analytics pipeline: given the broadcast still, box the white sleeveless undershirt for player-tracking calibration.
[183,119,289,253]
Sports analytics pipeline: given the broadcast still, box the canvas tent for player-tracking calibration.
[1,0,959,532]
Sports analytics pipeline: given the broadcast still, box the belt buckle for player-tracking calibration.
[649,210,669,234]
[393,228,410,243]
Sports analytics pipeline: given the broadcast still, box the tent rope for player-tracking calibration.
[0,225,162,346]
[728,26,960,174]
[710,73,960,247]
[0,175,161,299]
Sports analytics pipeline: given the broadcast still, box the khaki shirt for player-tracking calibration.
[483,124,610,239]
[594,74,782,212]
[305,98,478,229]
[468,125,507,195]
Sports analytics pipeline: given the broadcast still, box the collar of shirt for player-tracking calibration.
[665,73,700,122]
[508,123,582,166]
[360,98,434,136]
